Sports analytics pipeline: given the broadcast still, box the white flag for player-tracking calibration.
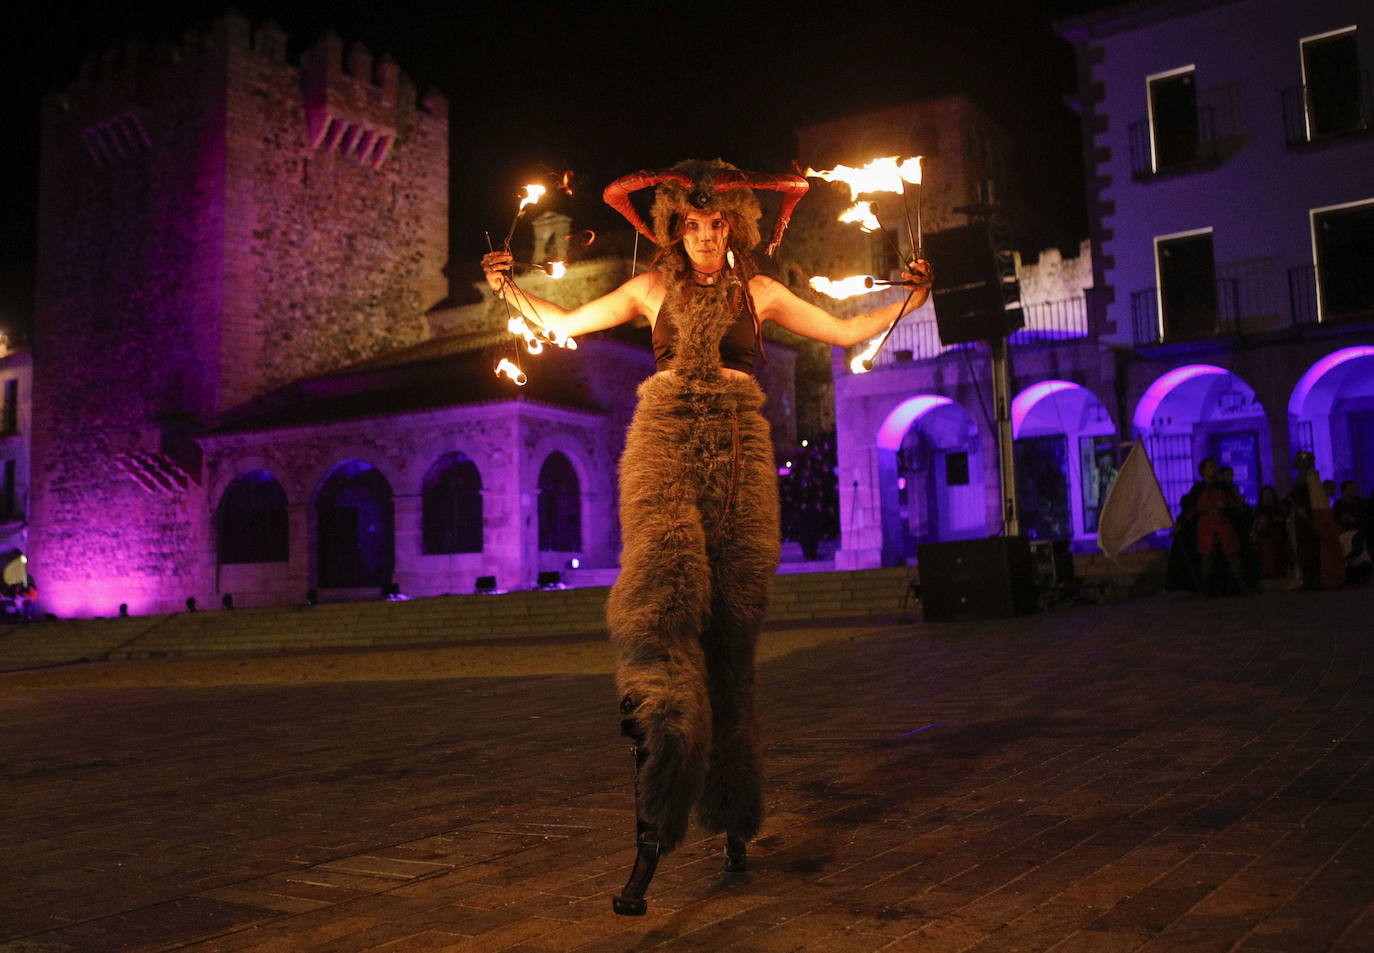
[1097,443,1173,558]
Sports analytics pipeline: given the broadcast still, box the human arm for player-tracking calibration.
[752,260,933,347]
[481,250,654,338]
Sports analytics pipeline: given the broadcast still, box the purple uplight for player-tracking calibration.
[1011,380,1079,438]
[877,395,953,450]
[1132,363,1227,435]
[43,580,159,620]
[1289,346,1374,417]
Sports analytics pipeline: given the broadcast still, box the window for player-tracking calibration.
[945,451,970,486]
[421,452,483,554]
[1312,199,1374,320]
[1302,27,1361,138]
[218,470,289,564]
[1,380,15,435]
[1155,229,1218,340]
[1148,67,1200,170]
[315,461,394,587]
[537,451,581,552]
[2,460,15,520]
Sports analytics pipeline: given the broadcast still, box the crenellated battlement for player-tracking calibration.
[33,9,451,619]
[47,11,446,129]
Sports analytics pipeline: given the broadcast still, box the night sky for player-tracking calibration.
[0,0,1108,336]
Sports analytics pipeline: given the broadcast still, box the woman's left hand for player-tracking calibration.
[902,258,934,289]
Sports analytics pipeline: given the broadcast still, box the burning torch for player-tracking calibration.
[487,175,581,386]
[805,155,928,373]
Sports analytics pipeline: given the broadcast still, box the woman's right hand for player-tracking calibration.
[481,250,513,297]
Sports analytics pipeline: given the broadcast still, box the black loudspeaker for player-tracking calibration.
[916,536,1039,622]
[925,224,1024,345]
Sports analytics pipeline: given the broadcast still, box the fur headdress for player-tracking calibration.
[603,159,808,257]
[649,160,762,251]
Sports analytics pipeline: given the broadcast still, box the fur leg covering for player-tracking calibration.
[608,372,779,853]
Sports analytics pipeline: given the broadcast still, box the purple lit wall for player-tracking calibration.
[30,14,448,617]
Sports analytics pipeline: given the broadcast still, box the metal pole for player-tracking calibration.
[991,334,1019,536]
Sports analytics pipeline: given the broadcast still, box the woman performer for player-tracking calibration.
[482,160,932,914]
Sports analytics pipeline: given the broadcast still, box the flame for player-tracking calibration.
[508,315,544,354]
[495,358,527,386]
[508,313,577,351]
[805,155,922,200]
[546,260,567,279]
[838,201,881,232]
[517,183,546,213]
[809,275,880,300]
[849,337,883,374]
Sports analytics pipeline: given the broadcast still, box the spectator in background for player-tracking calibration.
[1332,481,1364,531]
[1166,458,1214,592]
[1191,462,1248,596]
[1252,485,1293,585]
[1288,452,1343,590]
[1217,465,1257,590]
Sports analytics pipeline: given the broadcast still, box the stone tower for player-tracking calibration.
[31,12,449,616]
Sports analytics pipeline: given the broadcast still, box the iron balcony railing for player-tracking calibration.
[1281,70,1374,146]
[1008,295,1091,345]
[861,295,1089,369]
[1287,263,1374,326]
[1288,264,1318,326]
[1130,279,1240,346]
[1128,106,1219,179]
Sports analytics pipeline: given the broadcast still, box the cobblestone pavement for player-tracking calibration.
[1,587,1371,953]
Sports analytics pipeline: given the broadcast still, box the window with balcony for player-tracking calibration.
[1156,229,1218,340]
[1284,28,1372,145]
[1131,67,1224,179]
[2,460,15,521]
[1149,67,1200,169]
[1312,200,1374,321]
[1,380,16,435]
[1305,28,1361,136]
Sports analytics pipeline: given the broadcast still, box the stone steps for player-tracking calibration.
[0,553,1164,670]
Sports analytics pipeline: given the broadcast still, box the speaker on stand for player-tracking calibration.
[916,536,1039,622]
[925,222,1024,347]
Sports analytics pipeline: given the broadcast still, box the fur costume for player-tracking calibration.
[606,161,788,854]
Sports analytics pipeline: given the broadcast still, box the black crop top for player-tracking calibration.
[652,299,759,374]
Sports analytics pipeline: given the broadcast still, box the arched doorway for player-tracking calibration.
[877,395,984,565]
[1134,364,1268,513]
[1011,381,1116,542]
[537,451,581,553]
[421,452,483,554]
[1290,346,1374,490]
[315,461,394,588]
[217,470,289,564]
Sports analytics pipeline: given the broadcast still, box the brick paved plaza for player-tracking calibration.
[1,587,1371,953]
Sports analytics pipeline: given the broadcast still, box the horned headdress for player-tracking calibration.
[602,159,809,257]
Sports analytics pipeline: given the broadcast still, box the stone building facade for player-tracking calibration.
[29,16,799,615]
[808,0,1374,570]
[32,13,449,616]
[0,347,32,572]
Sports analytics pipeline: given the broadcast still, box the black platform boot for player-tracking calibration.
[612,695,663,916]
[724,834,748,873]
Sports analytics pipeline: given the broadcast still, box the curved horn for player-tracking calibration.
[713,171,810,256]
[602,169,693,245]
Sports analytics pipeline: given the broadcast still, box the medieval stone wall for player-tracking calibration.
[31,13,448,617]
[220,19,448,410]
[1016,241,1094,305]
[33,21,236,616]
[201,400,613,605]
